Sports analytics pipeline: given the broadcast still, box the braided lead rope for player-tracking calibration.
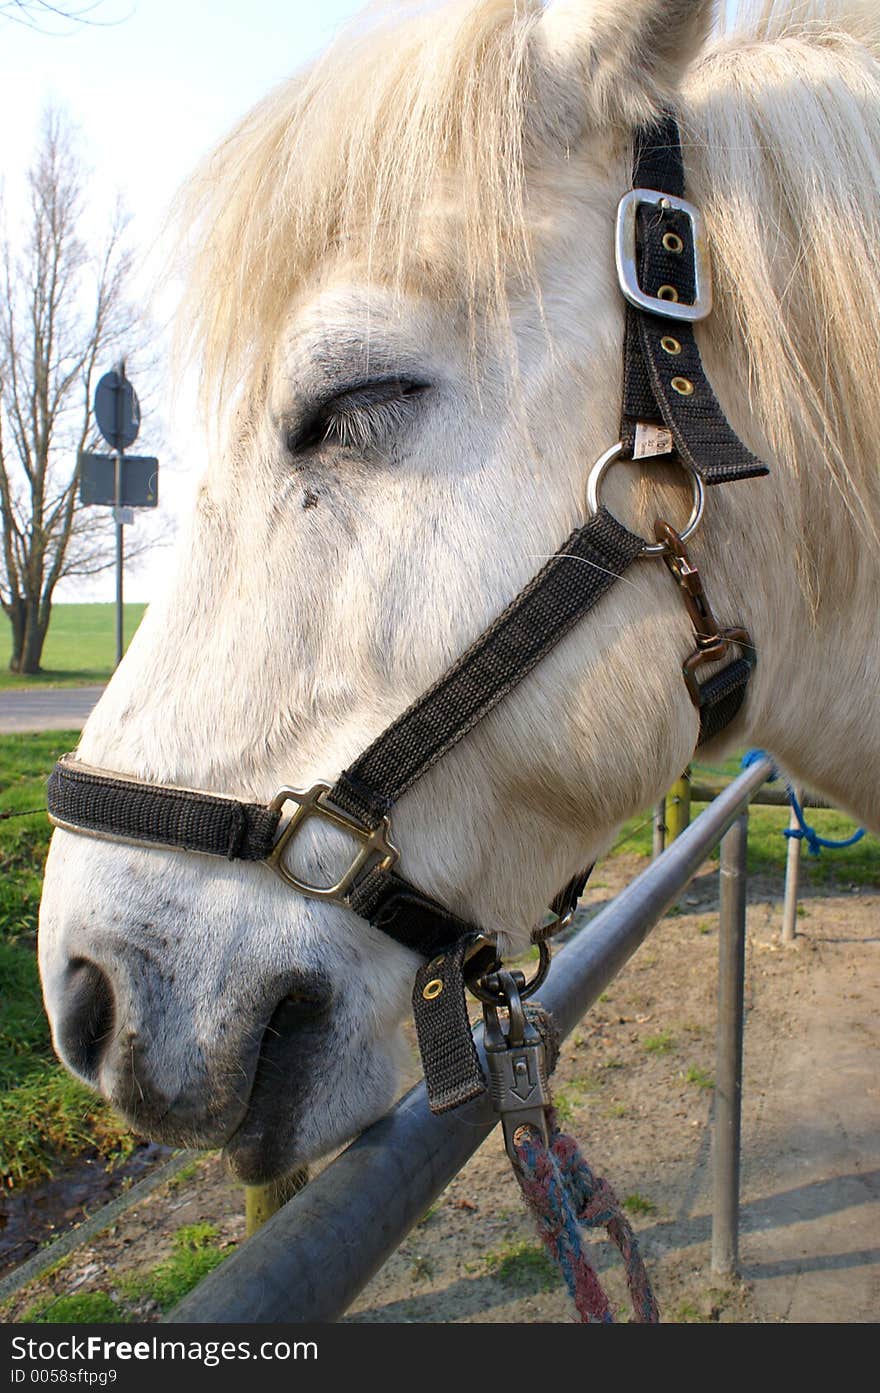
[512,1110,659,1324]
[740,749,867,855]
[782,787,866,856]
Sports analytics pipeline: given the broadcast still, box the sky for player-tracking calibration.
[0,0,368,601]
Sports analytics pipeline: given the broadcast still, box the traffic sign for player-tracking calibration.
[94,366,140,450]
[79,453,159,508]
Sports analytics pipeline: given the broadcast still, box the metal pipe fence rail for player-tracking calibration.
[171,755,774,1324]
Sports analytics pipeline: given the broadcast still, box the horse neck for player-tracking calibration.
[663,27,880,830]
[690,311,880,833]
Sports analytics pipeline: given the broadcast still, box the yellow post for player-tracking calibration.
[245,1167,309,1237]
[666,769,692,841]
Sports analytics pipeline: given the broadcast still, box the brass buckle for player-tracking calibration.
[267,782,399,901]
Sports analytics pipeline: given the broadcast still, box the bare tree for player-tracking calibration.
[0,107,150,674]
[0,3,110,30]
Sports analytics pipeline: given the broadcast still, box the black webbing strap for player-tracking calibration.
[47,759,280,861]
[412,936,498,1112]
[549,866,593,923]
[47,759,482,958]
[620,115,768,486]
[331,508,645,828]
[696,656,754,746]
[348,864,482,960]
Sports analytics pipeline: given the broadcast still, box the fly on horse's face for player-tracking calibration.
[38,0,880,1183]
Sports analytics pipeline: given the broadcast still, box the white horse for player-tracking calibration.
[39,0,880,1184]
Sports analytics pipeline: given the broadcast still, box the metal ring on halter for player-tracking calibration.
[466,937,552,1006]
[585,441,705,557]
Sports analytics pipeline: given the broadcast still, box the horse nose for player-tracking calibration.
[55,957,116,1083]
[53,955,176,1127]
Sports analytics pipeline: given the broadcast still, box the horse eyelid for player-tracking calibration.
[285,378,431,455]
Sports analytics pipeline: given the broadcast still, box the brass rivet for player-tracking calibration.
[660,336,682,355]
[659,198,671,209]
[422,978,444,1000]
[662,232,684,254]
[426,955,445,975]
[513,1124,538,1147]
[671,376,695,396]
[657,284,680,302]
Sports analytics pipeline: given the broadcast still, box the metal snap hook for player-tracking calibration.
[466,938,551,1006]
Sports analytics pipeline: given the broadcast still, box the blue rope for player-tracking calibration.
[783,787,866,857]
[741,749,866,857]
[740,747,777,779]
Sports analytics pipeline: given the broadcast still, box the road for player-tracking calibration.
[0,686,104,734]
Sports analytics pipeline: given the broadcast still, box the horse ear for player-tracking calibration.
[529,0,714,144]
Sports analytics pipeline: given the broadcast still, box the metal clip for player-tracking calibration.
[483,969,552,1165]
[654,520,753,707]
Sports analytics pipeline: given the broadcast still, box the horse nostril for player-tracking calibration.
[58,958,116,1082]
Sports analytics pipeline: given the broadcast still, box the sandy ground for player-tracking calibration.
[3,852,878,1324]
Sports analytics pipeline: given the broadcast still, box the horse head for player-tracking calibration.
[39,0,880,1182]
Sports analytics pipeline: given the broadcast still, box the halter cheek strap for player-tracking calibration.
[46,113,766,1114]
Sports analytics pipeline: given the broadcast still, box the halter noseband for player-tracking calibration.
[47,115,766,1109]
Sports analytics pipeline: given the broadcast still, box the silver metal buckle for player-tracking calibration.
[267,781,399,901]
[615,189,713,323]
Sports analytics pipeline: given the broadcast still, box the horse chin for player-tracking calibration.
[219,994,399,1185]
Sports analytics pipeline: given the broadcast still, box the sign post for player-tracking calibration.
[85,362,158,669]
[114,450,124,668]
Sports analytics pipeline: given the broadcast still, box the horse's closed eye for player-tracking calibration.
[287,377,430,455]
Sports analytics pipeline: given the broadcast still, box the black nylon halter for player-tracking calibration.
[47,114,766,1110]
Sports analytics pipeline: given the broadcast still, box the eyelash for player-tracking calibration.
[288,379,429,455]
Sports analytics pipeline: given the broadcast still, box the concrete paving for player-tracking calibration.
[0,686,104,733]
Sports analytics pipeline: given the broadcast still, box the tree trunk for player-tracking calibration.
[9,596,48,674]
[6,598,25,674]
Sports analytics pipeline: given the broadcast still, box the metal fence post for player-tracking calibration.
[652,799,667,858]
[666,770,691,841]
[781,787,803,944]
[712,811,748,1275]
[245,1168,309,1236]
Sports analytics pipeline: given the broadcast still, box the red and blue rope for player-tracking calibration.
[512,1109,659,1324]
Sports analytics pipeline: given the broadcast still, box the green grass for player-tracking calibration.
[0,732,74,937]
[16,1226,232,1325]
[485,1238,557,1293]
[120,1224,230,1313]
[644,1031,676,1055]
[24,1290,126,1324]
[622,1193,656,1216]
[0,603,145,688]
[611,753,878,886]
[553,1076,600,1124]
[684,1064,714,1089]
[0,732,134,1187]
